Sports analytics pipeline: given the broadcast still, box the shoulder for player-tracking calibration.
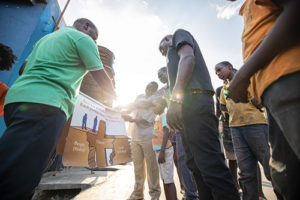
[174,29,191,36]
[134,94,145,102]
[173,29,195,50]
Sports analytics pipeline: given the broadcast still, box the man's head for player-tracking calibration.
[152,97,167,115]
[0,43,17,71]
[215,61,234,81]
[157,67,168,84]
[145,81,158,97]
[73,18,98,41]
[159,35,173,56]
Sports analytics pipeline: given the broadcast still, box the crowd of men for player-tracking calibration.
[0,0,299,199]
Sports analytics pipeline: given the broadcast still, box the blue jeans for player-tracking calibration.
[0,103,66,200]
[231,124,271,200]
[176,131,198,200]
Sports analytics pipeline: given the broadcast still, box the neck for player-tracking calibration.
[228,72,235,81]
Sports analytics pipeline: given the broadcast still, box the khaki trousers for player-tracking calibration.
[130,139,161,199]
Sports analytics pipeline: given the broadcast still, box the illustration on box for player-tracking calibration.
[62,93,131,168]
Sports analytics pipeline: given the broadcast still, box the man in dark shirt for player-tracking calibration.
[158,29,239,200]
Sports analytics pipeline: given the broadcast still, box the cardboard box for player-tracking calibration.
[59,93,131,168]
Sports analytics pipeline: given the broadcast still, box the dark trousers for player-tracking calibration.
[0,103,66,200]
[182,93,239,200]
[262,71,300,200]
[176,131,198,200]
[230,124,271,200]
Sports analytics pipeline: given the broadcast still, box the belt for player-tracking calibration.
[187,89,215,96]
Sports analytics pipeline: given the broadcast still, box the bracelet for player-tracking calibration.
[169,96,183,104]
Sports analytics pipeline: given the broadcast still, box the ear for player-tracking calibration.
[227,65,233,70]
[84,22,89,30]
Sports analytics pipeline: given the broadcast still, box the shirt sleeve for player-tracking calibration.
[161,114,169,128]
[173,29,195,52]
[76,36,103,71]
[220,87,226,106]
[248,85,255,100]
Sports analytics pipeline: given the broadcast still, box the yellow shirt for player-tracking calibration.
[220,85,267,127]
[240,0,300,102]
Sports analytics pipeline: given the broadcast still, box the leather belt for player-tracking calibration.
[187,89,215,96]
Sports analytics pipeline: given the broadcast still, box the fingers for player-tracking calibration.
[228,91,249,103]
[167,111,183,130]
[173,112,183,130]
[167,103,183,130]
[167,112,176,130]
[158,157,165,164]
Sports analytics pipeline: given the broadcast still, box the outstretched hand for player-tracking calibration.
[121,114,134,122]
[227,70,250,103]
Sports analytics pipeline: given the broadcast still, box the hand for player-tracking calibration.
[167,101,183,130]
[121,114,133,122]
[251,98,264,112]
[158,150,165,164]
[114,105,123,111]
[227,70,250,103]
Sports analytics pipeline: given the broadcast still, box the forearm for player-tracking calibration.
[132,117,149,126]
[240,0,300,80]
[134,98,154,109]
[216,108,221,118]
[220,104,228,112]
[161,128,171,151]
[91,69,115,95]
[172,55,195,94]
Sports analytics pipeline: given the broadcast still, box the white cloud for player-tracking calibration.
[215,2,243,20]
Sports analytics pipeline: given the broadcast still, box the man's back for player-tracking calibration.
[5,26,103,118]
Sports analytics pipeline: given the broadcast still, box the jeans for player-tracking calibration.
[0,103,66,200]
[262,71,300,200]
[230,124,271,200]
[182,93,239,200]
[176,131,198,200]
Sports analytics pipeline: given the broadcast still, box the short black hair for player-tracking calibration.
[158,66,166,73]
[216,61,233,68]
[0,43,17,71]
[148,81,158,89]
[159,34,172,51]
[73,18,97,31]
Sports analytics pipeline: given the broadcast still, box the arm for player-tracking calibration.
[121,114,151,126]
[167,44,195,130]
[216,94,221,118]
[220,104,228,112]
[132,117,151,126]
[19,60,27,75]
[251,97,264,112]
[172,44,195,99]
[90,70,116,99]
[228,0,300,102]
[158,127,171,164]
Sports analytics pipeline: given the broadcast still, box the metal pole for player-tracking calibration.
[54,0,71,31]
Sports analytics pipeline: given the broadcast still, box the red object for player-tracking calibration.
[0,82,9,116]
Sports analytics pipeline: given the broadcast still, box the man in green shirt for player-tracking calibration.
[0,18,115,200]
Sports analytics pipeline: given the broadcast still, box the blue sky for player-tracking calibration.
[58,0,245,106]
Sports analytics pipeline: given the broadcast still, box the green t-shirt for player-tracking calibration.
[5,26,103,118]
